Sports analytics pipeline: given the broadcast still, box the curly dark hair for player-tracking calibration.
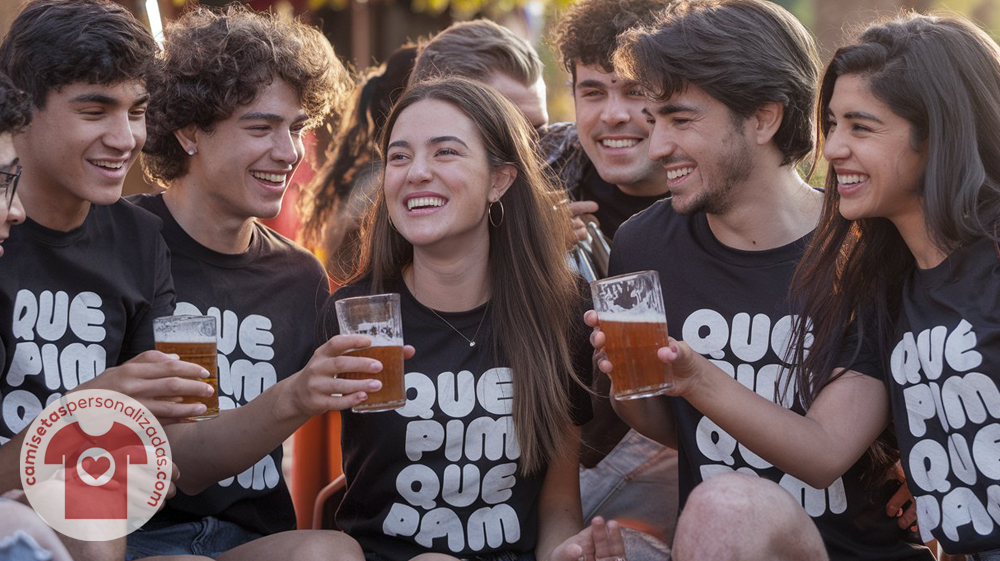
[0,73,32,135]
[550,0,672,81]
[142,5,353,183]
[0,0,157,109]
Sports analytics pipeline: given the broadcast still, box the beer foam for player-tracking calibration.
[597,311,667,324]
[367,334,403,347]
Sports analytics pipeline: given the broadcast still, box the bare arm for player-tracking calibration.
[661,339,889,488]
[535,426,584,561]
[1,351,209,494]
[585,310,677,448]
[167,334,414,494]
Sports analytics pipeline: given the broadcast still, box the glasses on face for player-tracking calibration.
[0,163,20,208]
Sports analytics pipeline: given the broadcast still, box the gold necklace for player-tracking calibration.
[411,271,490,347]
[427,301,490,348]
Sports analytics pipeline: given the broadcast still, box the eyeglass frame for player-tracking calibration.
[0,163,21,208]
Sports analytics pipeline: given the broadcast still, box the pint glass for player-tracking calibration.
[153,315,219,421]
[591,270,672,399]
[335,293,406,413]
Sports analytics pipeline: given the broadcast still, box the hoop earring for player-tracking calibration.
[488,200,504,228]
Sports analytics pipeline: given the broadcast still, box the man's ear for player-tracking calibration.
[490,164,517,201]
[173,124,200,155]
[751,101,784,146]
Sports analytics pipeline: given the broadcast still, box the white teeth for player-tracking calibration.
[837,174,868,185]
[251,171,286,184]
[407,196,446,210]
[667,167,694,180]
[91,160,124,169]
[601,139,638,149]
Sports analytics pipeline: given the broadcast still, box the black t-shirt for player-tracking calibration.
[576,165,664,241]
[889,236,1000,554]
[128,193,330,536]
[0,200,174,444]
[609,200,931,561]
[325,279,592,561]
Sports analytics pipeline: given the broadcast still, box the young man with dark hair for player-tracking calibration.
[125,6,375,560]
[0,1,211,558]
[548,0,672,243]
[546,2,677,558]
[589,1,925,559]
[0,72,28,259]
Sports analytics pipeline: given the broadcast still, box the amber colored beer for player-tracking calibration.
[601,318,673,399]
[155,341,219,420]
[342,345,405,412]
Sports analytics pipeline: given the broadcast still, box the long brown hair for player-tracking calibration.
[348,77,580,475]
[789,13,1000,484]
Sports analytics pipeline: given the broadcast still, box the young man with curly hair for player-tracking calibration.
[126,6,373,560]
[547,0,672,243]
[0,73,28,258]
[0,1,212,559]
[547,2,677,559]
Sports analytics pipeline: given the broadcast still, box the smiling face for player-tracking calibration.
[0,133,25,256]
[646,84,754,215]
[184,80,307,221]
[13,80,148,209]
[384,98,510,254]
[573,64,667,196]
[824,74,926,224]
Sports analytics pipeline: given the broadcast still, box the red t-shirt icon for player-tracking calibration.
[45,422,147,519]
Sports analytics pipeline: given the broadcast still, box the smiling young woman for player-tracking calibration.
[792,13,1000,559]
[323,77,593,561]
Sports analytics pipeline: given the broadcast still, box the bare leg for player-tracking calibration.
[0,499,73,561]
[672,473,828,561]
[217,529,364,561]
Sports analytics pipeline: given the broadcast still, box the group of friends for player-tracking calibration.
[0,0,997,561]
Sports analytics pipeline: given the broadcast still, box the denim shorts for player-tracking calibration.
[969,549,1000,561]
[0,531,53,561]
[126,517,263,560]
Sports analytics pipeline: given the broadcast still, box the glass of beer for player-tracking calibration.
[153,315,219,421]
[335,293,406,413]
[591,270,672,400]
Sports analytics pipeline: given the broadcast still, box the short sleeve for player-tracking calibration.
[834,319,884,381]
[122,234,176,362]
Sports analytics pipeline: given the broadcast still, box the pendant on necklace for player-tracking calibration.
[469,341,476,347]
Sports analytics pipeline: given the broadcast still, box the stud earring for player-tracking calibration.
[187,148,196,156]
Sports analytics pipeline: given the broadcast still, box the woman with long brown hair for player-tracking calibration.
[640,10,1000,560]
[322,77,591,561]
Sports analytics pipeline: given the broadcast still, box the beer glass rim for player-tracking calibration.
[153,314,216,330]
[590,270,660,288]
[333,292,400,308]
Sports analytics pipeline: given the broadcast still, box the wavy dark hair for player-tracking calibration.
[339,77,581,475]
[298,44,417,277]
[0,0,156,109]
[613,0,819,166]
[142,4,352,183]
[0,73,32,135]
[550,0,672,82]
[788,13,1000,485]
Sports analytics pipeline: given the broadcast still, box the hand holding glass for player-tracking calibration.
[153,315,219,421]
[335,294,406,413]
[591,270,673,399]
